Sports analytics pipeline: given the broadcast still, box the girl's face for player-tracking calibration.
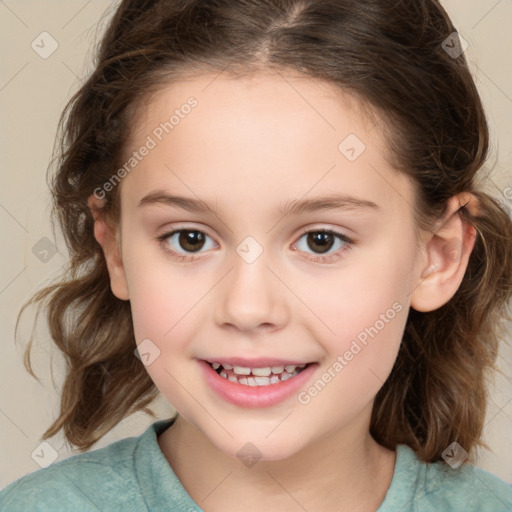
[114,71,426,460]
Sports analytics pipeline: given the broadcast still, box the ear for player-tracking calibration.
[410,193,478,312]
[87,194,130,300]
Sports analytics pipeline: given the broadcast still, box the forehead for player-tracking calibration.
[120,71,415,220]
[132,70,375,148]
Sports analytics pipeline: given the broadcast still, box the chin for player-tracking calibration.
[213,430,307,465]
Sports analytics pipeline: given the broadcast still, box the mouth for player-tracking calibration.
[204,360,312,387]
[199,359,318,408]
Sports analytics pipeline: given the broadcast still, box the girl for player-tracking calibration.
[2,0,512,510]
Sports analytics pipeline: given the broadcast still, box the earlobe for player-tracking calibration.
[87,195,130,301]
[410,193,478,312]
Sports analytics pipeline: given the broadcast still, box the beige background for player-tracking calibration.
[1,0,511,489]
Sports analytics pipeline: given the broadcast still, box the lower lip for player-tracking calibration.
[198,360,318,408]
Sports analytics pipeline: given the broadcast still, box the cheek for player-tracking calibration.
[128,275,179,342]
[297,243,414,384]
[122,246,212,374]
[295,266,410,415]
[121,238,194,335]
[124,260,204,411]
[306,246,411,331]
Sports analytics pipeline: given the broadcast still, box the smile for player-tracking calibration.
[198,359,318,408]
[209,362,308,386]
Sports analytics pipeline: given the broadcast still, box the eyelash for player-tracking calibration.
[156,227,353,263]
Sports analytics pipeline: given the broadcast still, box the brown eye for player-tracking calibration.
[159,229,216,258]
[305,231,335,254]
[178,230,206,252]
[294,229,352,262]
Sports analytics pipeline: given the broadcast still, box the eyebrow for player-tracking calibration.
[138,191,379,216]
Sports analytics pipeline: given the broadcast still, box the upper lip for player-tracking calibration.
[202,357,314,367]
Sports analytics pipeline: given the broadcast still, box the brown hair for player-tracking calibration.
[17,0,512,461]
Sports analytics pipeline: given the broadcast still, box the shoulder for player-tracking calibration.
[0,427,148,512]
[422,459,512,511]
[388,444,512,512]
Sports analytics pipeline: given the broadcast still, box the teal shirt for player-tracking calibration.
[1,418,511,511]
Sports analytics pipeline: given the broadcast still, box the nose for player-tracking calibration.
[214,250,290,334]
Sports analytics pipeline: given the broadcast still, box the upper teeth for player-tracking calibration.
[211,362,306,375]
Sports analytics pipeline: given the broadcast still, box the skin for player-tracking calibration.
[89,69,477,511]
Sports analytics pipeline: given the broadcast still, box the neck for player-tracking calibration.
[157,405,396,512]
